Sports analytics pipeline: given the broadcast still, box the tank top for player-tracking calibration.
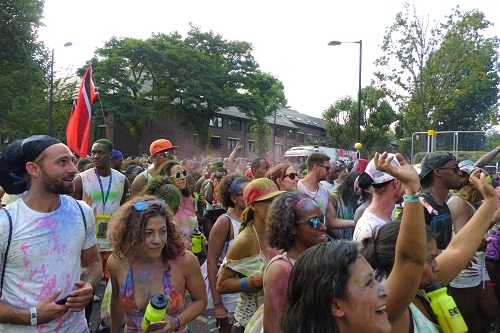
[119,267,186,332]
[218,213,241,266]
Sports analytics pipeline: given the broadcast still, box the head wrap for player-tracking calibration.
[0,135,61,194]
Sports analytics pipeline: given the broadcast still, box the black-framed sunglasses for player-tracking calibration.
[317,164,331,172]
[296,215,325,230]
[284,173,301,180]
[170,170,188,179]
[132,199,165,211]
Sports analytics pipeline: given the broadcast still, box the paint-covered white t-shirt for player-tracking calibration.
[0,195,96,333]
[353,211,389,244]
[80,168,126,251]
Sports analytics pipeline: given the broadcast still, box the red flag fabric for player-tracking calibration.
[66,66,98,157]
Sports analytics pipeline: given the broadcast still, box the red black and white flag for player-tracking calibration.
[66,66,98,157]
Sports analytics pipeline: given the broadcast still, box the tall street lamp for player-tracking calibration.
[328,40,362,157]
[49,42,73,136]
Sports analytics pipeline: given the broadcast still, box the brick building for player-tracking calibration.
[105,106,334,163]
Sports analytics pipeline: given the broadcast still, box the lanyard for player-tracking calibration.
[95,169,112,211]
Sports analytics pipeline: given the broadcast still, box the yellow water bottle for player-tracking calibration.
[141,294,168,332]
[425,282,467,333]
[192,228,203,254]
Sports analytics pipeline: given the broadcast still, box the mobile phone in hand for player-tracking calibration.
[55,296,69,305]
[145,321,166,333]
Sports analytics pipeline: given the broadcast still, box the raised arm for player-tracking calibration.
[474,147,500,169]
[437,170,498,285]
[378,152,427,325]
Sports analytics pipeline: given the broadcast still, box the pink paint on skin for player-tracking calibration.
[293,198,319,215]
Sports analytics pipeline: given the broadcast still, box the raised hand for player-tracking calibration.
[373,152,420,192]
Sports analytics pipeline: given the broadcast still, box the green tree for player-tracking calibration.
[375,4,499,144]
[80,25,286,151]
[323,85,396,154]
[0,0,51,139]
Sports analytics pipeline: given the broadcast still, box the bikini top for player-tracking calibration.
[119,267,186,332]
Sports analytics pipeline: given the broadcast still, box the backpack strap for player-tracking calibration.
[0,209,13,298]
[74,199,87,230]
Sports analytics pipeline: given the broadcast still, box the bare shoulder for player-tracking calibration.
[225,227,256,260]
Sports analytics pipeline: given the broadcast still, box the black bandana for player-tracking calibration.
[0,135,61,194]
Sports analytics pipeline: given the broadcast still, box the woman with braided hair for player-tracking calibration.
[216,178,284,332]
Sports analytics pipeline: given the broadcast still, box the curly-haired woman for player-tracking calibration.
[107,196,207,333]
[245,191,327,333]
[206,174,250,332]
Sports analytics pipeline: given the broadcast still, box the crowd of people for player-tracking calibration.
[2,135,500,333]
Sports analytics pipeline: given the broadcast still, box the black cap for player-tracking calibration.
[419,152,456,181]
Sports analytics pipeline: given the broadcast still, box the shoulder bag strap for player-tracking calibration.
[0,209,13,298]
[74,199,87,230]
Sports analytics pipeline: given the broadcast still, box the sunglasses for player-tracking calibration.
[284,173,300,180]
[161,150,176,157]
[170,170,188,179]
[296,216,325,229]
[215,172,226,177]
[132,199,165,211]
[437,165,460,172]
[317,164,331,172]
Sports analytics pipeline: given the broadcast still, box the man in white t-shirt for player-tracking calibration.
[0,135,102,333]
[353,155,405,243]
[297,153,354,239]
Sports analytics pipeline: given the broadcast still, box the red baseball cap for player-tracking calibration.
[150,139,179,155]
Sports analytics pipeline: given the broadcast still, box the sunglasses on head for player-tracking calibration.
[284,173,300,180]
[170,170,188,179]
[132,199,165,211]
[296,215,325,229]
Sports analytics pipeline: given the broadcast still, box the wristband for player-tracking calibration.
[404,194,421,203]
[240,277,248,291]
[29,306,37,326]
[173,316,180,331]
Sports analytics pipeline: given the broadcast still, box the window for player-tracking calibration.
[228,138,239,151]
[321,130,327,137]
[228,119,241,131]
[297,132,304,142]
[245,122,252,133]
[209,116,223,128]
[96,125,107,140]
[248,140,255,152]
[275,127,285,137]
[211,136,221,150]
[275,144,283,154]
[287,130,296,139]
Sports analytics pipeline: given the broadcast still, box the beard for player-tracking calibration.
[41,168,75,195]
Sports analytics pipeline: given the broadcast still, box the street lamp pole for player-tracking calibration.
[328,40,363,156]
[49,42,72,136]
[49,48,55,136]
